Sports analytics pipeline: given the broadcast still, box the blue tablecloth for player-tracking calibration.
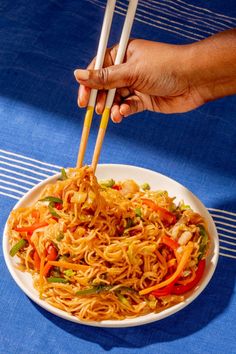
[0,1,236,353]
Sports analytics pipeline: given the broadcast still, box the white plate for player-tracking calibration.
[3,164,219,327]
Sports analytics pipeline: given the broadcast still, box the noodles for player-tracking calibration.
[8,166,209,321]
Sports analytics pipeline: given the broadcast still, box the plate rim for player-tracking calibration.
[3,163,219,327]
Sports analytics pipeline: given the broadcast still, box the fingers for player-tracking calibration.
[111,95,145,123]
[74,63,131,90]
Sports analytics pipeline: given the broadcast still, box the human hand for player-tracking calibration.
[74,31,236,123]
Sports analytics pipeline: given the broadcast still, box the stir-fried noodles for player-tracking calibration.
[8,167,209,321]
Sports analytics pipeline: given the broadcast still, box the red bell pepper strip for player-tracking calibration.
[33,251,41,271]
[172,259,206,295]
[161,235,179,250]
[43,244,58,276]
[14,221,48,233]
[112,184,122,191]
[141,199,176,225]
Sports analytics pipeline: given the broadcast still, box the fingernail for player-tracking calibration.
[111,112,122,123]
[74,69,89,80]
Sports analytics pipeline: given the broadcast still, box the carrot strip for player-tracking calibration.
[139,242,193,295]
[48,260,90,271]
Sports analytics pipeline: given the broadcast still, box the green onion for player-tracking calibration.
[125,218,134,229]
[47,277,68,284]
[48,204,60,218]
[56,233,64,241]
[64,269,76,277]
[10,239,27,257]
[58,168,68,181]
[141,183,150,191]
[116,292,131,307]
[135,207,142,217]
[100,179,115,188]
[198,224,208,259]
[39,196,63,204]
[76,285,113,296]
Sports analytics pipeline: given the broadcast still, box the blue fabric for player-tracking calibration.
[0,1,236,353]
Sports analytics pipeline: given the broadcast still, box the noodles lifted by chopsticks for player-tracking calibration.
[8,166,209,321]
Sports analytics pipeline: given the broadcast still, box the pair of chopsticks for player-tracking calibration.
[76,0,138,171]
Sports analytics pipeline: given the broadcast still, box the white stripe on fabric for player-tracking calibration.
[210,213,236,223]
[213,220,236,229]
[0,173,36,187]
[219,252,236,260]
[116,0,213,37]
[216,226,236,235]
[220,246,236,253]
[0,185,25,196]
[0,167,43,182]
[138,1,227,33]
[0,161,51,178]
[169,0,236,22]
[0,179,30,191]
[218,232,236,241]
[0,154,59,174]
[208,208,236,217]
[0,149,62,170]
[0,191,20,200]
[144,1,232,31]
[219,239,236,247]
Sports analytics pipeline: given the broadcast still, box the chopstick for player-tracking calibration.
[76,0,117,168]
[91,0,138,171]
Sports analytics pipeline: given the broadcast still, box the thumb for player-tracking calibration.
[74,63,131,90]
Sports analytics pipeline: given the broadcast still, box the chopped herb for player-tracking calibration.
[135,207,142,217]
[48,204,60,218]
[58,168,68,181]
[39,196,63,204]
[141,183,150,191]
[10,239,27,257]
[198,224,208,259]
[100,179,115,188]
[47,277,68,284]
[64,269,76,277]
[76,285,114,296]
[125,218,134,229]
[56,233,64,241]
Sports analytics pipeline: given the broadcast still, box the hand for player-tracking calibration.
[74,30,236,123]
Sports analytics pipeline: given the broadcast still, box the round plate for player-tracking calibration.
[3,164,219,327]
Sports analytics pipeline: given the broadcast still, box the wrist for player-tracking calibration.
[184,30,236,104]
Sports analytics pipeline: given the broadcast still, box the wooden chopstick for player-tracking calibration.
[91,0,139,171]
[76,0,117,168]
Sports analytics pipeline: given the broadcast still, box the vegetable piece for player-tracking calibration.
[48,204,60,218]
[112,184,122,191]
[58,168,68,181]
[100,179,115,188]
[76,285,114,296]
[139,242,193,295]
[172,259,206,294]
[141,199,176,225]
[64,269,76,277]
[48,260,90,271]
[14,221,48,233]
[33,251,41,271]
[125,218,134,229]
[151,282,176,297]
[47,277,68,284]
[116,292,131,307]
[39,196,63,204]
[161,235,179,251]
[56,233,64,241]
[141,183,150,191]
[43,244,58,276]
[10,239,27,257]
[198,225,208,259]
[135,207,142,217]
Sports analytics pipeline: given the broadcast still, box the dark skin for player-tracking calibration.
[74,29,236,123]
